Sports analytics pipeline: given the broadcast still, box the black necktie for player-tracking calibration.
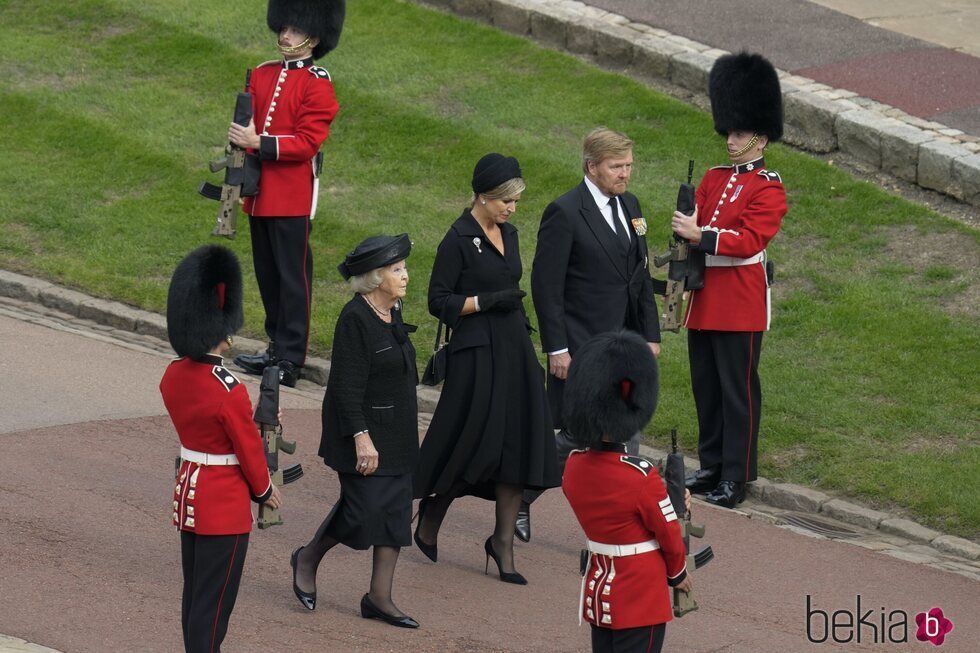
[610,197,630,251]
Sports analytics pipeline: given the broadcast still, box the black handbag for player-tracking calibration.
[421,317,449,386]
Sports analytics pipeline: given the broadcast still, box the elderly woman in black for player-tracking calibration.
[291,234,420,628]
[414,154,559,584]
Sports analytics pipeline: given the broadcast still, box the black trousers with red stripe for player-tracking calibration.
[687,329,763,483]
[248,215,313,367]
[591,623,666,653]
[180,531,249,653]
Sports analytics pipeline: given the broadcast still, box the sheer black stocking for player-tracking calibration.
[368,546,406,616]
[295,514,339,594]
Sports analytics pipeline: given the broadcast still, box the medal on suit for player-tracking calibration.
[630,217,647,236]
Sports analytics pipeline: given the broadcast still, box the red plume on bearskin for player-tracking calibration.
[709,51,783,142]
[562,330,659,447]
[267,0,346,59]
[166,245,244,360]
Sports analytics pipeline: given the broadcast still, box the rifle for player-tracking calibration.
[652,161,705,332]
[254,365,304,529]
[664,428,714,617]
[198,69,260,239]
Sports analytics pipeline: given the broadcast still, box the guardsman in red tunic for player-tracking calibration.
[161,245,282,653]
[562,331,692,653]
[230,0,345,387]
[672,52,788,509]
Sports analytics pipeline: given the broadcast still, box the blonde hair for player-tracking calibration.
[471,176,527,206]
[582,127,633,174]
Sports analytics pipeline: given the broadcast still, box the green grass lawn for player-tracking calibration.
[1,0,977,538]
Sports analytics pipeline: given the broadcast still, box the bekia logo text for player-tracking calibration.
[806,595,954,646]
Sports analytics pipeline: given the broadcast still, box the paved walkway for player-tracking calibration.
[587,0,980,137]
[1,291,979,652]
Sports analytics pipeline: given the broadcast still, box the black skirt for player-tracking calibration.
[323,472,413,549]
[414,311,560,500]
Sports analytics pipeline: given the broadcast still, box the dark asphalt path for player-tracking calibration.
[585,0,980,136]
[1,313,978,652]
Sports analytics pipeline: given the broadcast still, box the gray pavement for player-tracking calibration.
[2,275,979,652]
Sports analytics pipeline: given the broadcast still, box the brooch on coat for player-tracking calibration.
[630,217,647,236]
[473,237,482,253]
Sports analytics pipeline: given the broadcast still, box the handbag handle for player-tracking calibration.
[432,299,451,353]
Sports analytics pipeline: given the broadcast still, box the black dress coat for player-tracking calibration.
[531,181,661,427]
[319,294,419,476]
[414,210,560,499]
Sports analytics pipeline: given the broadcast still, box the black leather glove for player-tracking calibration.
[478,288,526,313]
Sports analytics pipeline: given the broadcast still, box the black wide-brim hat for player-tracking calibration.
[709,51,783,142]
[267,0,346,59]
[337,233,412,281]
[472,153,522,194]
[167,245,244,360]
[562,330,659,446]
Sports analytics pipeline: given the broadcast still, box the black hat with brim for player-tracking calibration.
[709,51,784,142]
[337,233,412,280]
[267,0,346,59]
[562,330,659,447]
[166,245,244,360]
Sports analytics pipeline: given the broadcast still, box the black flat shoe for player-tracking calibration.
[704,480,746,509]
[685,467,721,494]
[413,497,438,563]
[484,537,527,585]
[278,360,300,388]
[290,547,316,611]
[360,594,419,629]
[515,502,531,543]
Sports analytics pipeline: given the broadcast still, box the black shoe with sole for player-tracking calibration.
[290,547,316,611]
[413,497,438,562]
[278,360,300,388]
[515,502,531,543]
[484,537,527,585]
[360,594,419,629]
[685,467,721,494]
[704,480,746,509]
[233,344,275,376]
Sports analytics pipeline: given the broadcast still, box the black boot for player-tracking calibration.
[234,343,275,376]
[278,360,300,388]
[704,481,746,509]
[685,467,720,494]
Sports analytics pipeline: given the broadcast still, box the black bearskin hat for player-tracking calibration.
[166,245,244,360]
[267,0,346,60]
[709,52,783,142]
[562,331,659,447]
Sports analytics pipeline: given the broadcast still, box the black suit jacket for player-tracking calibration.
[531,181,660,427]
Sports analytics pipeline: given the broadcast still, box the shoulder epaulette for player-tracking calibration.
[759,169,782,182]
[211,365,241,392]
[619,454,656,476]
[256,60,280,69]
[309,66,331,81]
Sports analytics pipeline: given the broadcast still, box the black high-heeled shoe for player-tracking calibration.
[290,547,316,611]
[360,593,419,629]
[413,497,438,563]
[484,536,527,585]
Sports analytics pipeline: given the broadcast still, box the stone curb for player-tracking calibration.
[0,268,442,414]
[0,635,63,653]
[415,0,980,208]
[638,443,979,561]
[2,268,976,559]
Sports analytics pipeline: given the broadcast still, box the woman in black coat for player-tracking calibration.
[414,154,560,584]
[291,234,420,628]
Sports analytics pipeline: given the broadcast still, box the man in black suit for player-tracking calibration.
[518,128,662,541]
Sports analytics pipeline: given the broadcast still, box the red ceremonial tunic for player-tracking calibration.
[563,446,688,629]
[684,157,786,332]
[161,355,272,535]
[242,57,339,218]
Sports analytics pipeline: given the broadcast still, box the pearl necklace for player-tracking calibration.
[363,294,391,317]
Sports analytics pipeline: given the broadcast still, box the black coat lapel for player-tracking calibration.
[577,183,629,281]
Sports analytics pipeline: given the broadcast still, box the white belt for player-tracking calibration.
[180,446,239,466]
[705,252,765,267]
[587,538,660,557]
